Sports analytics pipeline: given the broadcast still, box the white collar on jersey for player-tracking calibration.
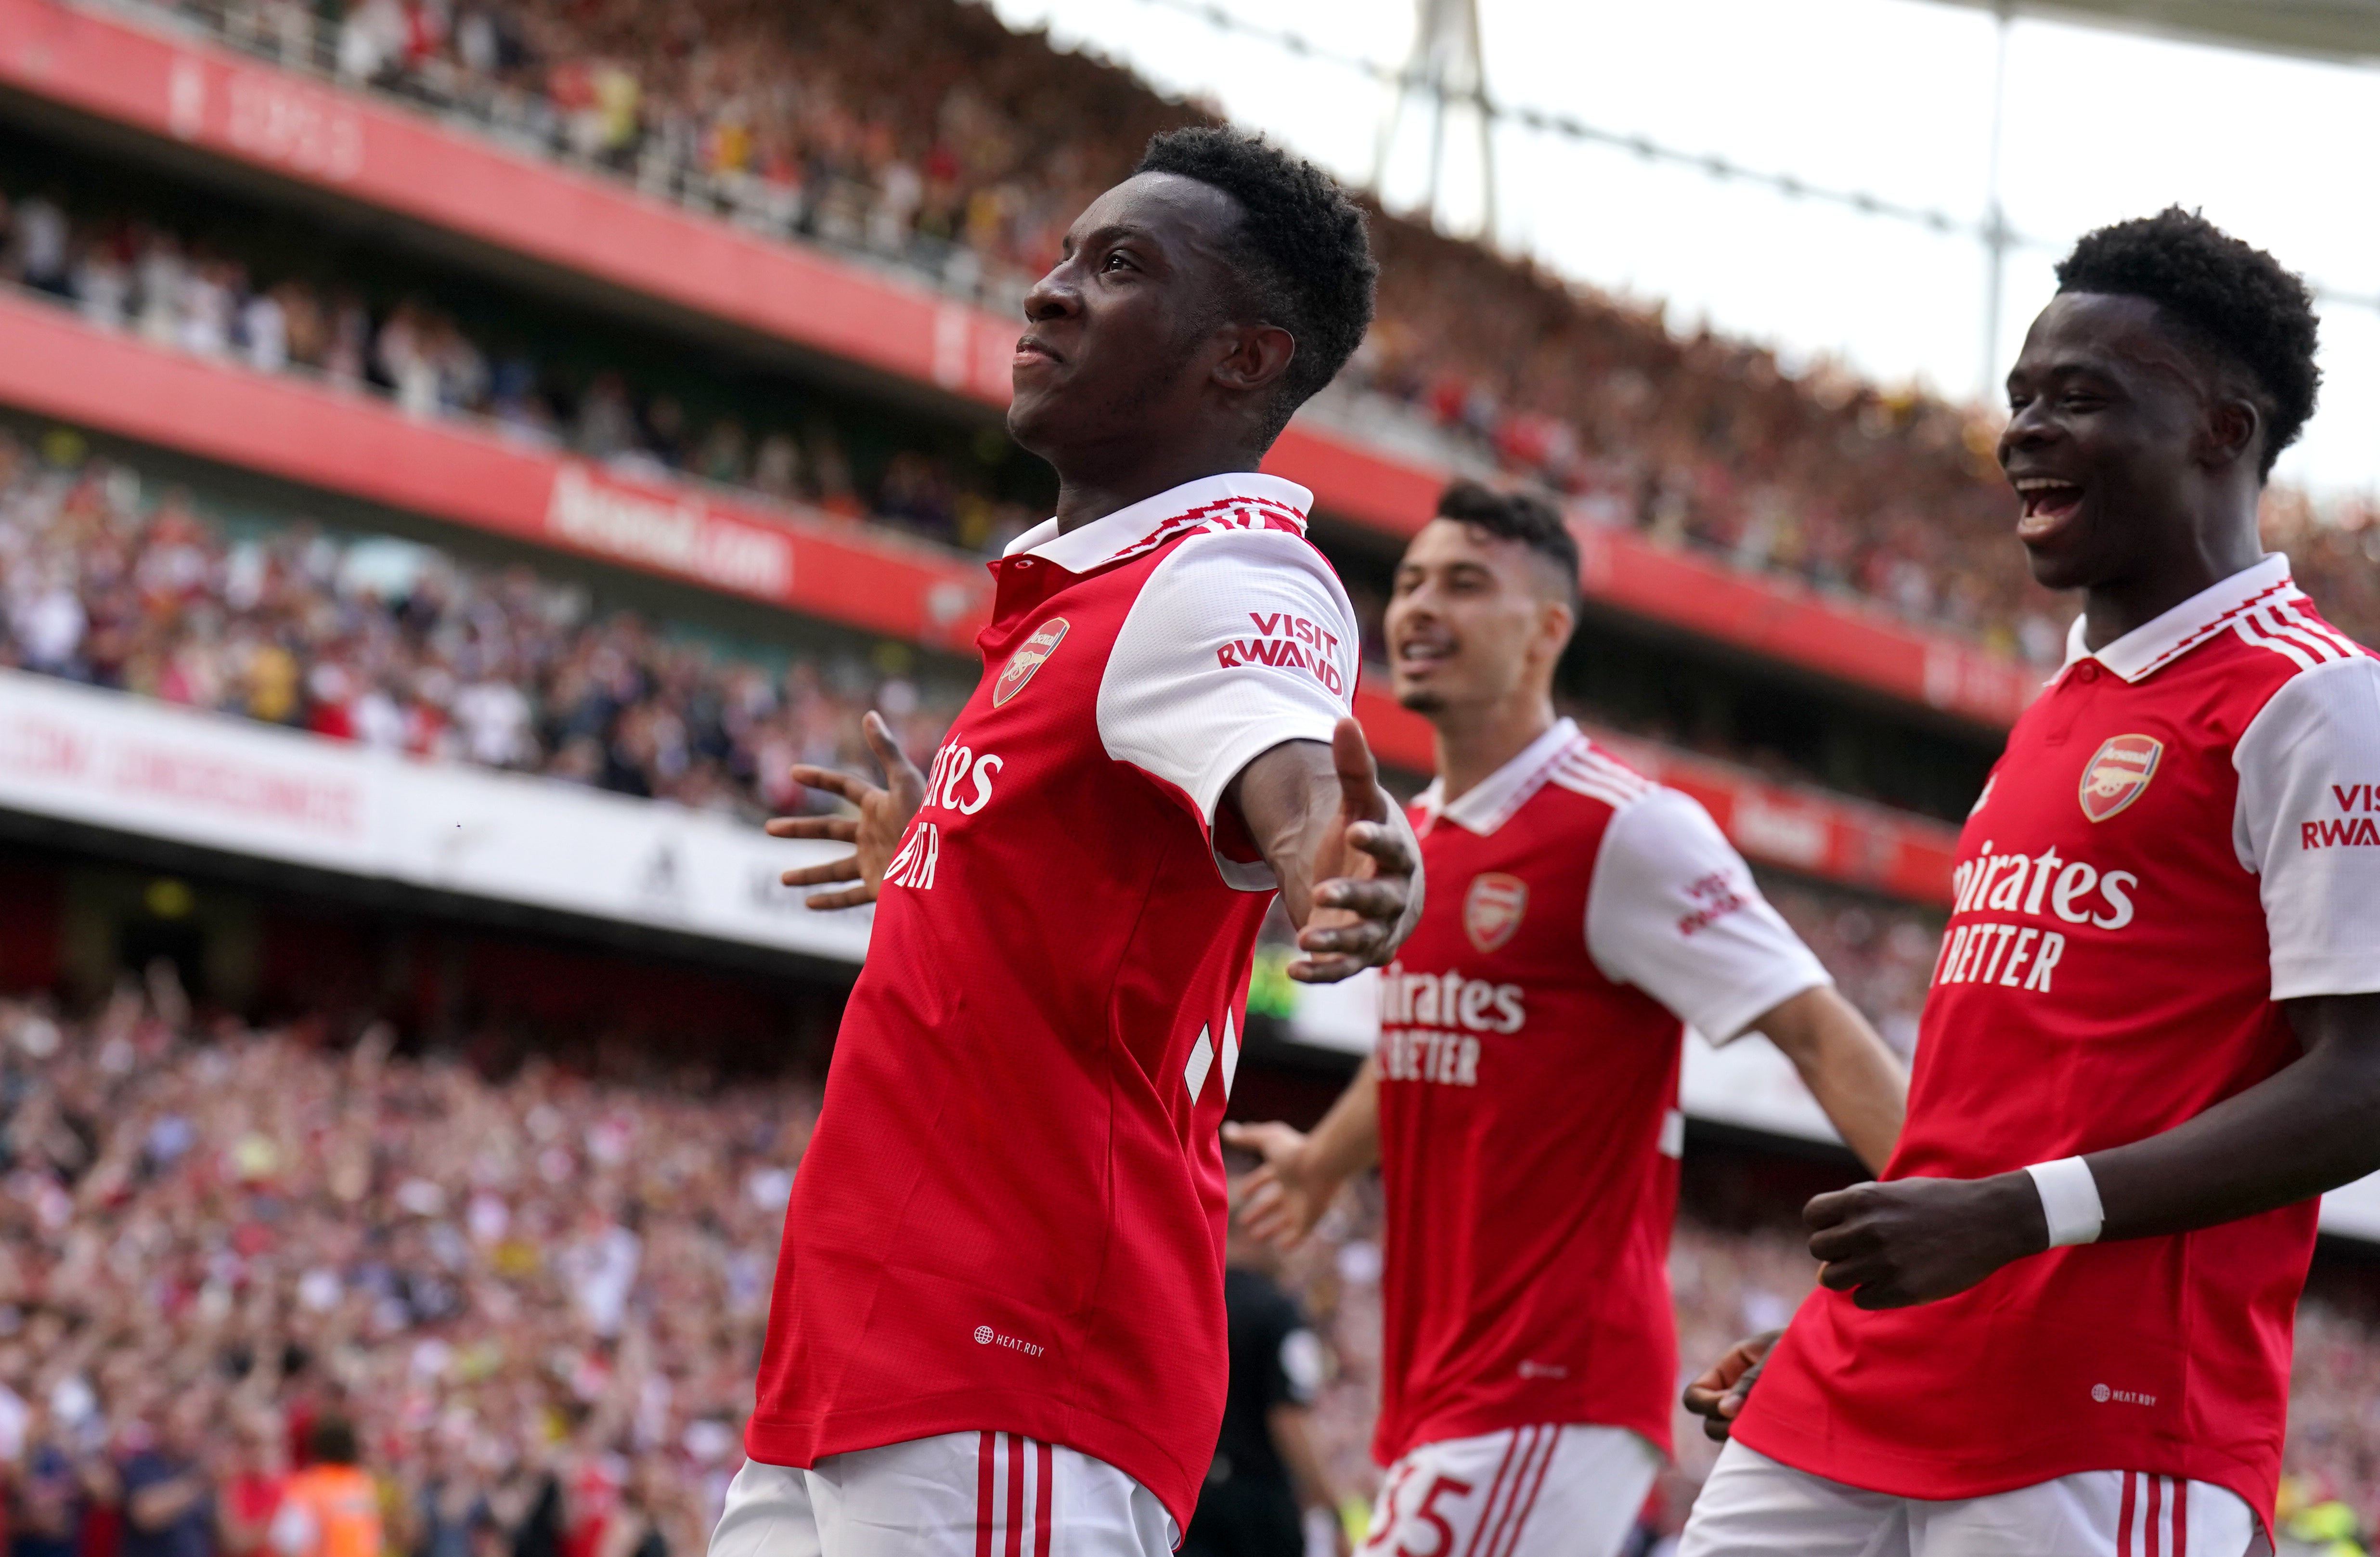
[1414,717,1586,836]
[1000,472,1314,575]
[2057,552,2301,685]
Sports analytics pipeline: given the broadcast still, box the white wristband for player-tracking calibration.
[2025,1156,2105,1247]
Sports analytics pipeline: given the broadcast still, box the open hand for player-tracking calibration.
[762,711,928,910]
[1682,1330,1780,1442]
[1292,719,1422,984]
[1223,1120,1336,1248]
[1807,1173,2047,1309]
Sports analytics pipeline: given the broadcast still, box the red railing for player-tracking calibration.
[0,0,2036,730]
[1347,687,1955,906]
[0,290,1959,903]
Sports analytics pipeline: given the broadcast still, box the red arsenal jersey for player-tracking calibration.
[744,474,1360,1532]
[1373,721,1830,1465]
[1736,556,2380,1524]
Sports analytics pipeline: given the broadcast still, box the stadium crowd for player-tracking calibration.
[0,182,1040,558]
[0,975,796,1557]
[0,430,967,819]
[118,0,2380,662]
[0,975,2375,1557]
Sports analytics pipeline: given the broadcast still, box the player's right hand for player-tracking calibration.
[1290,719,1422,984]
[1224,1119,1333,1248]
[1681,1329,1782,1442]
[763,711,927,910]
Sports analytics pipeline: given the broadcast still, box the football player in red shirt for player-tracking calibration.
[1680,211,2380,1556]
[1226,482,1909,1557]
[706,130,1423,1557]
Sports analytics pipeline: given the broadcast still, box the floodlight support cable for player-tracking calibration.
[1118,0,2380,332]
[1980,0,2015,400]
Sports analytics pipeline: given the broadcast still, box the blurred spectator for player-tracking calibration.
[268,1421,378,1557]
[118,1399,217,1557]
[10,1405,101,1557]
[217,1416,288,1557]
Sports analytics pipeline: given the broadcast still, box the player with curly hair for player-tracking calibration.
[1678,210,2380,1556]
[705,128,1420,1557]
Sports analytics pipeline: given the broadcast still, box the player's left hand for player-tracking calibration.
[763,711,927,910]
[1805,1172,2049,1309]
[1681,1329,1780,1442]
[1292,719,1422,984]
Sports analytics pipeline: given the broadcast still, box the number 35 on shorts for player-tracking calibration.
[1361,1424,1660,1557]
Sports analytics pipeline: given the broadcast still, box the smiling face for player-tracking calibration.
[1006,172,1280,471]
[1385,519,1574,718]
[1998,291,2255,594]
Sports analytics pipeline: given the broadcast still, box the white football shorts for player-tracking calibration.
[1362,1423,1660,1557]
[708,1433,1177,1557]
[1681,1440,2262,1557]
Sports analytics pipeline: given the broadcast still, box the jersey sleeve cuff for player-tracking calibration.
[1693,965,1832,1049]
[1166,715,1343,896]
[2270,953,2380,1001]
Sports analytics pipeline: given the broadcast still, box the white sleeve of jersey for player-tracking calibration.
[1586,787,1832,1044]
[1097,529,1359,882]
[2233,654,2380,999]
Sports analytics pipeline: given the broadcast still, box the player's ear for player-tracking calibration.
[1539,596,1577,659]
[2201,394,2259,474]
[1212,322,1296,397]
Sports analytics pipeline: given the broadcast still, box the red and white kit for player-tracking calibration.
[737,473,1359,1547]
[1707,556,2380,1552]
[1365,720,1830,1557]
[711,1434,1174,1557]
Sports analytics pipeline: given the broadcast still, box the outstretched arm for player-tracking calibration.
[1229,717,1423,984]
[763,711,928,909]
[1807,991,2380,1310]
[1754,986,1907,1175]
[1225,1060,1382,1247]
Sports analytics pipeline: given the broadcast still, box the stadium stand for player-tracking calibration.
[0,0,2376,1549]
[90,0,2380,658]
[0,171,1046,558]
[0,430,969,817]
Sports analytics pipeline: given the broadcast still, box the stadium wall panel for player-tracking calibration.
[0,667,878,962]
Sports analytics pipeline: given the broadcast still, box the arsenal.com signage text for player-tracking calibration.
[546,464,794,599]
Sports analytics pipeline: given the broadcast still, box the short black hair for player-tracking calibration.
[2054,207,2320,479]
[1135,127,1377,445]
[307,1417,361,1466]
[1436,481,1579,610]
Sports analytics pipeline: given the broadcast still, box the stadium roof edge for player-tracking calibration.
[1921,0,2380,66]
